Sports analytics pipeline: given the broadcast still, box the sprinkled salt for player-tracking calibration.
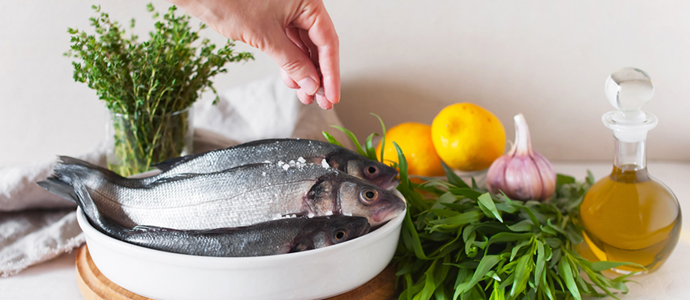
[297,157,306,163]
[321,159,330,169]
[282,164,290,171]
[325,211,333,216]
[278,161,284,166]
[262,172,266,176]
[307,213,315,218]
[263,160,271,163]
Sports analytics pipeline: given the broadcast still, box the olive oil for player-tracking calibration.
[579,68,681,274]
[580,165,681,273]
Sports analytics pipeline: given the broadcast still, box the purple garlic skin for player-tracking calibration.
[486,114,556,201]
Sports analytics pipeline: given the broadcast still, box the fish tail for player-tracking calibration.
[36,177,79,204]
[55,156,148,188]
[56,156,122,181]
[69,178,132,238]
[37,174,114,233]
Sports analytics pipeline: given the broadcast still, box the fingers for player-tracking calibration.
[315,88,332,109]
[299,29,319,67]
[296,89,314,105]
[281,69,299,89]
[265,28,321,96]
[292,2,340,105]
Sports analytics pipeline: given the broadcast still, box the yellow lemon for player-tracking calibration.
[376,122,445,177]
[431,103,506,171]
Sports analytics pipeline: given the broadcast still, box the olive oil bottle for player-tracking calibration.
[580,68,681,274]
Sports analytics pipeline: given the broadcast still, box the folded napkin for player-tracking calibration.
[0,77,352,277]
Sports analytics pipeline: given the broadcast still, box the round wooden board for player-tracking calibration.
[75,245,397,300]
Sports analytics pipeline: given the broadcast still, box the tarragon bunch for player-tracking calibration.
[325,114,637,300]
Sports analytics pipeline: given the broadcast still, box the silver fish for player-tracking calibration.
[45,156,405,230]
[46,178,370,257]
[146,139,399,190]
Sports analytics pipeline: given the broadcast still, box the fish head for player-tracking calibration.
[305,178,338,216]
[305,216,371,249]
[326,151,399,190]
[337,179,406,227]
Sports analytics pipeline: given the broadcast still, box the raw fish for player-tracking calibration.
[40,156,406,230]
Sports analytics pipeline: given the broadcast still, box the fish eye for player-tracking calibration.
[334,229,348,242]
[365,165,379,177]
[361,189,378,204]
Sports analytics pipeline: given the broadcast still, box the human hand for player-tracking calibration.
[168,0,340,109]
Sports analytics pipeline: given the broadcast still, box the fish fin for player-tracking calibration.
[37,177,78,204]
[289,239,315,253]
[151,153,203,171]
[144,173,198,186]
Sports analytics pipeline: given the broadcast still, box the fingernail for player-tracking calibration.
[316,87,325,96]
[298,78,319,95]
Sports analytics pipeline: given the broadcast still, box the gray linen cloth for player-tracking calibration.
[0,77,352,276]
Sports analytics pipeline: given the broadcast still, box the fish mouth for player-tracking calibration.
[380,177,400,191]
[371,200,406,225]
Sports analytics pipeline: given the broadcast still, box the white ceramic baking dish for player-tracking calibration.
[76,192,405,300]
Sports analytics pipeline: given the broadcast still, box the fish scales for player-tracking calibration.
[45,156,406,230]
[143,138,400,191]
[146,139,339,184]
[81,163,337,229]
[38,175,370,257]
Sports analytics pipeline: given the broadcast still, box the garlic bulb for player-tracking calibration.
[486,114,556,201]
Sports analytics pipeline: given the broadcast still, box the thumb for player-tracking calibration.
[265,30,321,96]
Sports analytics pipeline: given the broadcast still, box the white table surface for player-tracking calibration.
[1,162,688,300]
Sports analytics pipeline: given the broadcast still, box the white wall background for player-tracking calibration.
[1,0,689,167]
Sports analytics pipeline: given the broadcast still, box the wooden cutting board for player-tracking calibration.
[75,245,396,300]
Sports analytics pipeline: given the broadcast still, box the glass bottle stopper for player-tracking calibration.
[603,68,658,143]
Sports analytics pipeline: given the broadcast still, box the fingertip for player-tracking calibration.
[330,92,340,104]
[297,89,314,105]
[316,94,333,110]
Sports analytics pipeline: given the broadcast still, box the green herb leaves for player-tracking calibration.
[65,4,253,175]
[67,4,253,114]
[393,172,635,300]
[324,116,637,300]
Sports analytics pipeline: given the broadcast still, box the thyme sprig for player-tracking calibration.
[65,4,253,176]
[325,115,637,300]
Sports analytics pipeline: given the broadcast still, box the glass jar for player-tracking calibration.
[106,107,194,177]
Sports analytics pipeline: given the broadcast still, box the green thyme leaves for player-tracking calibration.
[65,4,252,175]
